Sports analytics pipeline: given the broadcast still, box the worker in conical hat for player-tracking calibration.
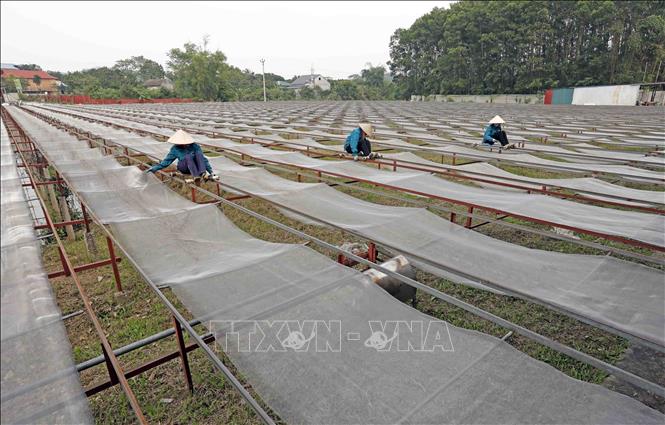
[482,115,513,148]
[344,122,381,160]
[147,129,218,181]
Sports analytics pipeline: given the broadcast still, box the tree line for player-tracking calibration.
[3,40,399,101]
[389,0,665,97]
[5,1,661,101]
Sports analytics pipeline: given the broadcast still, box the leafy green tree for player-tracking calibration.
[329,80,359,100]
[167,41,240,100]
[298,86,319,100]
[389,1,665,97]
[360,64,386,87]
[113,56,165,83]
[16,64,42,70]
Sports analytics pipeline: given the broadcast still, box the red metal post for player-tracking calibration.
[465,206,473,228]
[101,343,120,385]
[173,316,194,393]
[368,243,377,263]
[48,257,122,279]
[81,204,91,233]
[58,247,71,277]
[106,237,123,291]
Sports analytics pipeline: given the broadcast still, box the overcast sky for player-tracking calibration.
[1,1,452,79]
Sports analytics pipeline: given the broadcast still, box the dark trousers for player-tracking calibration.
[177,151,207,176]
[495,131,509,146]
[345,138,372,156]
[483,131,509,146]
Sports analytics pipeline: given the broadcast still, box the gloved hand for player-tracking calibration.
[353,155,359,161]
[144,168,153,174]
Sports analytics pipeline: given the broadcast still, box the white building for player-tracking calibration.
[144,78,174,91]
[288,74,331,91]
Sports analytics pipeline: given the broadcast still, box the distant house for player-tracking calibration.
[276,80,290,88]
[0,68,61,94]
[144,78,174,91]
[288,74,330,91]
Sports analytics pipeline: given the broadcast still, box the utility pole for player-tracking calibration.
[260,58,267,102]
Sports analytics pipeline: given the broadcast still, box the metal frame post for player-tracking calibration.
[106,236,123,291]
[173,316,194,393]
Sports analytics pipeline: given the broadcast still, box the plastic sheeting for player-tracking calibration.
[19,106,665,345]
[29,105,665,247]
[208,156,665,346]
[0,119,91,424]
[58,103,665,167]
[384,152,665,206]
[197,138,665,248]
[8,106,665,424]
[421,145,664,182]
[571,148,665,166]
[66,101,665,149]
[35,103,665,172]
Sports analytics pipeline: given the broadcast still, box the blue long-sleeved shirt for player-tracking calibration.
[482,124,502,144]
[148,144,212,173]
[344,127,364,155]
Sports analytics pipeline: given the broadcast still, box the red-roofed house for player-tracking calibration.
[0,68,61,94]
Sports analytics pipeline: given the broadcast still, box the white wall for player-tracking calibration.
[314,76,330,91]
[571,85,640,106]
[411,94,542,104]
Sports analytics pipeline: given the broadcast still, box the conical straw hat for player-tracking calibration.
[359,123,374,137]
[167,129,194,145]
[488,115,505,124]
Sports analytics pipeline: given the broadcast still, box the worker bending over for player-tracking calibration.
[482,115,513,148]
[147,129,219,181]
[344,123,381,160]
